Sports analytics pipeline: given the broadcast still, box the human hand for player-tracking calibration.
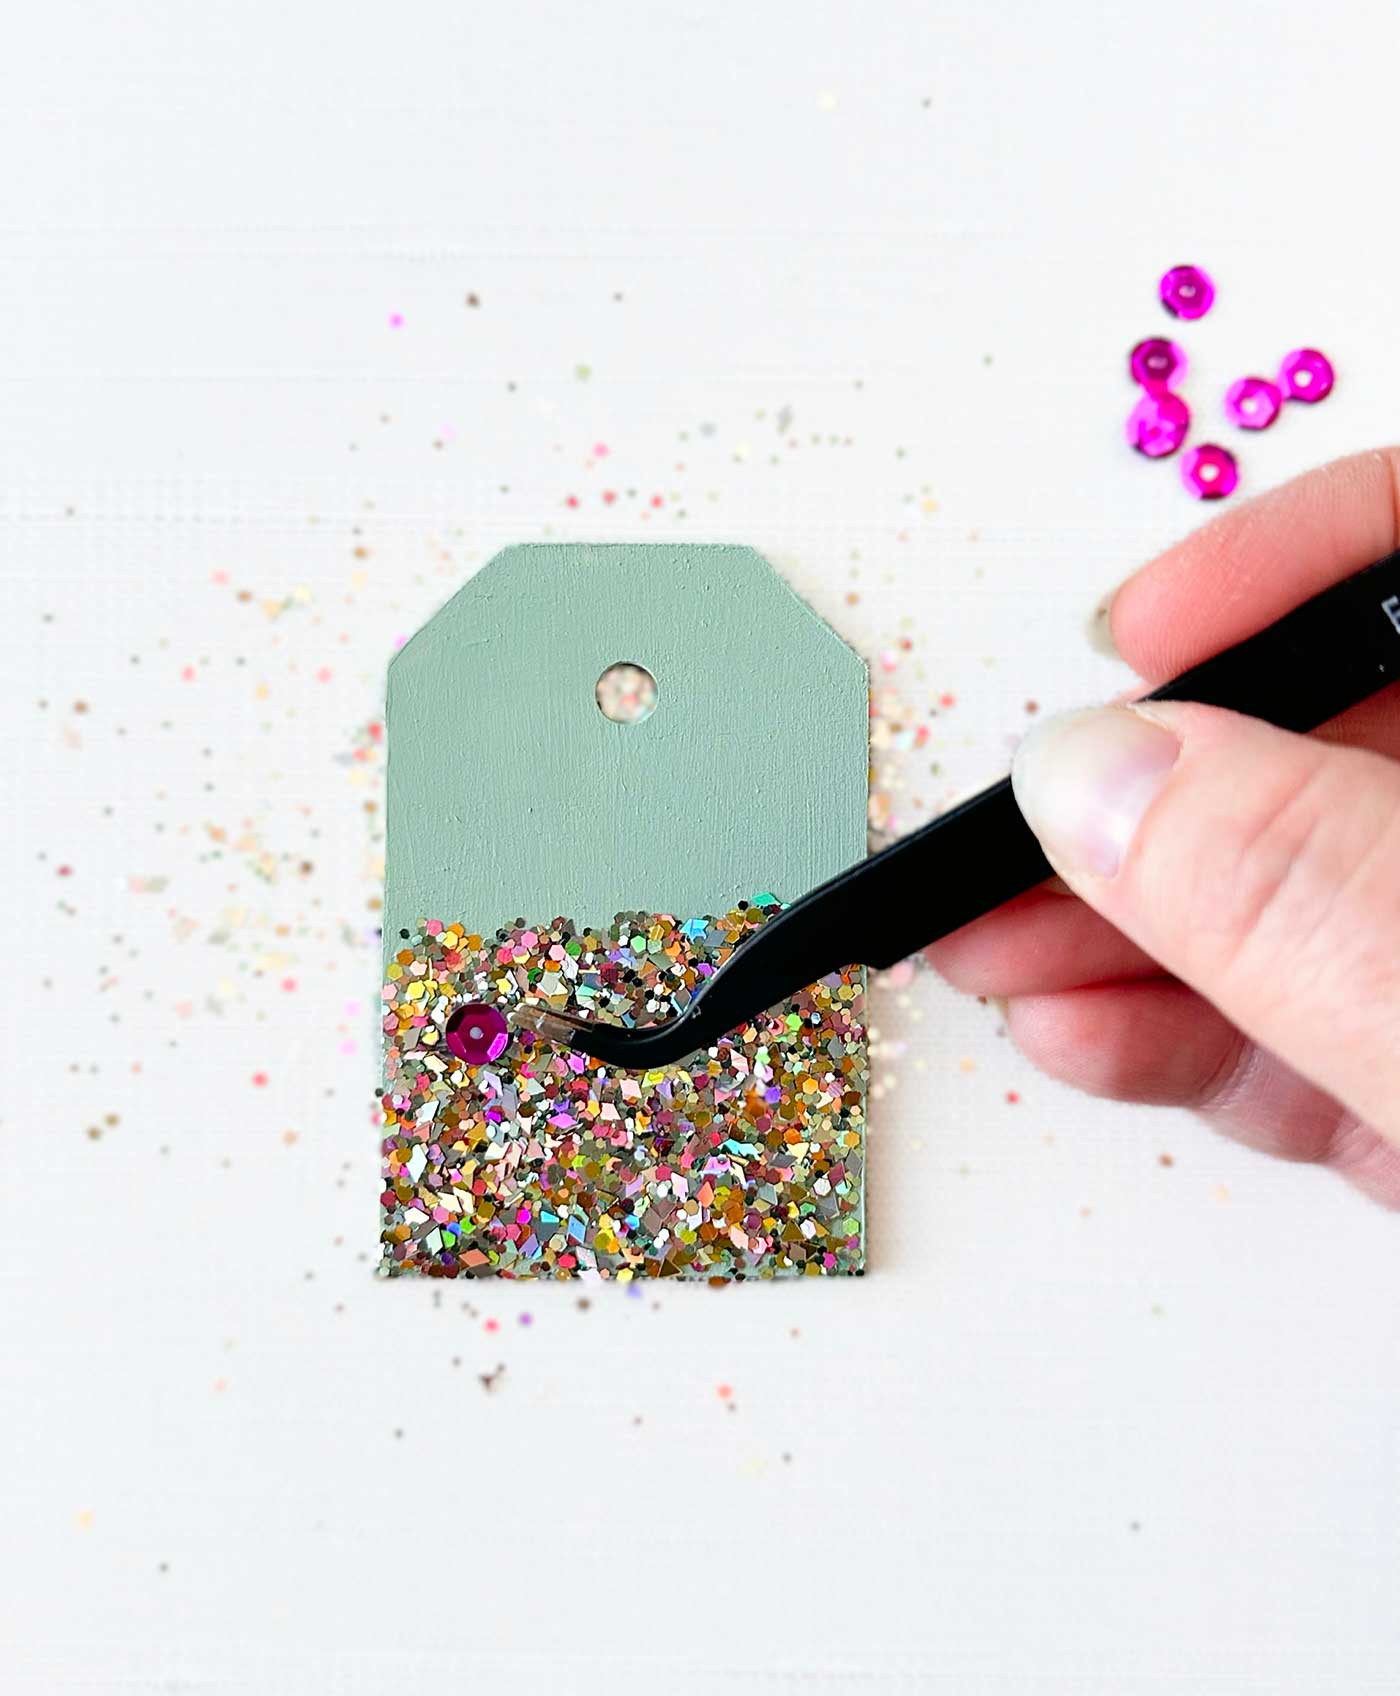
[928,450,1400,1205]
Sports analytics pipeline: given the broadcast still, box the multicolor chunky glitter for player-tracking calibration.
[379,900,867,1280]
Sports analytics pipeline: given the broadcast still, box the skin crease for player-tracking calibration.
[927,448,1400,1208]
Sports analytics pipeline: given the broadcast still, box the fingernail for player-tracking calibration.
[1085,592,1120,658]
[1012,707,1181,878]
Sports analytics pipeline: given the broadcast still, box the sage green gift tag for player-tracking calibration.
[380,544,870,1280]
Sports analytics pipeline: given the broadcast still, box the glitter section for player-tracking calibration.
[379,902,867,1280]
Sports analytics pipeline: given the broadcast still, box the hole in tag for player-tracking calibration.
[595,662,658,724]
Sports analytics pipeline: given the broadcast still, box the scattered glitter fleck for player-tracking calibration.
[1159,263,1215,320]
[717,1383,734,1400]
[379,903,867,1279]
[574,363,592,381]
[389,313,404,329]
[1224,375,1282,430]
[1180,442,1238,500]
[1158,1153,1174,1168]
[1006,1091,1020,1104]
[1126,392,1190,459]
[1278,347,1334,403]
[1129,337,1186,390]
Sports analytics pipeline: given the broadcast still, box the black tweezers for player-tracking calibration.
[511,550,1400,1067]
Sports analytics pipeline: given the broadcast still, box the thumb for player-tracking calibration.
[1011,701,1400,1141]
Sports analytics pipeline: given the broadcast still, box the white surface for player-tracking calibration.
[3,4,1399,1692]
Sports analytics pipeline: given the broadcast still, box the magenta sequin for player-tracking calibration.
[1181,443,1238,501]
[1126,391,1190,458]
[1159,264,1215,321]
[444,1001,510,1065]
[1224,376,1283,431]
[1130,337,1187,391]
[1278,347,1334,403]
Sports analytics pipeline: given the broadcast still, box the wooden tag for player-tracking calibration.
[380,544,869,1279]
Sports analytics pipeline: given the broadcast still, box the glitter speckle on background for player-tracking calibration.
[379,901,867,1278]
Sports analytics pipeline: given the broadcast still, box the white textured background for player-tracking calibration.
[3,4,1399,1692]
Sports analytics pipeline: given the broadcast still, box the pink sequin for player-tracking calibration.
[1278,348,1334,403]
[444,1002,510,1065]
[1130,337,1187,390]
[1126,392,1190,458]
[1181,443,1238,500]
[1160,264,1215,320]
[1224,376,1283,431]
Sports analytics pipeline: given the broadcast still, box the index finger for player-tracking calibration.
[1109,447,1400,683]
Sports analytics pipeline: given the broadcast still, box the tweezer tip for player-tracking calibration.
[508,1004,588,1046]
